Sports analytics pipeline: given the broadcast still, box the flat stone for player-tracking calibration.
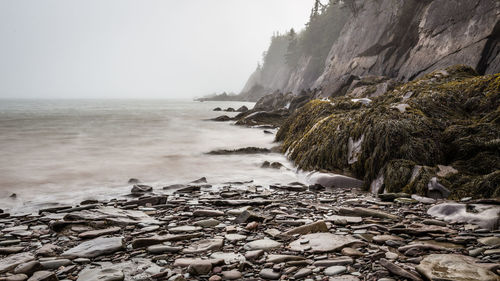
[0,247,24,255]
[27,271,58,281]
[62,237,124,258]
[379,259,421,281]
[293,268,312,278]
[266,255,305,263]
[194,218,220,227]
[77,267,124,281]
[284,220,328,235]
[210,252,246,264]
[64,207,160,225]
[173,258,223,268]
[478,236,500,247]
[4,274,28,281]
[234,210,270,224]
[0,252,35,274]
[313,257,354,266]
[14,261,42,275]
[373,235,404,244]
[244,250,264,261]
[132,233,201,248]
[168,225,202,233]
[40,259,72,269]
[243,239,281,251]
[288,233,359,253]
[325,215,363,224]
[328,276,360,281]
[183,238,224,254]
[147,245,182,254]
[192,209,224,217]
[324,266,347,276]
[78,227,121,239]
[36,244,61,257]
[416,254,500,281]
[308,172,364,189]
[341,247,364,257]
[259,268,281,280]
[339,207,398,220]
[225,234,247,242]
[221,270,242,280]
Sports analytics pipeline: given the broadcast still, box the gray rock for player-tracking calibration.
[339,207,398,220]
[40,259,72,269]
[307,172,363,189]
[131,184,153,194]
[288,233,359,253]
[4,274,28,281]
[221,270,242,280]
[194,218,220,227]
[324,266,347,276]
[182,238,224,254]
[78,227,121,239]
[147,245,182,254]
[14,261,42,276]
[259,268,281,280]
[427,177,450,199]
[27,271,58,281]
[284,220,328,236]
[62,237,124,258]
[293,268,312,279]
[192,209,224,217]
[64,207,160,225]
[243,239,282,251]
[224,234,247,242]
[0,252,35,274]
[210,252,246,264]
[168,225,202,233]
[416,254,500,281]
[76,267,124,281]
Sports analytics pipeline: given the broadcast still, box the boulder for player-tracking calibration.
[416,254,500,281]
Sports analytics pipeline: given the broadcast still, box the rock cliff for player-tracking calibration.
[242,0,500,99]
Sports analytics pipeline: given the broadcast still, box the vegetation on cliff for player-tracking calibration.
[276,65,500,199]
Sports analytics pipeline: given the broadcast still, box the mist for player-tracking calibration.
[0,0,313,99]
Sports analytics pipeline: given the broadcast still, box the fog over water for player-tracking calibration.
[0,100,305,214]
[0,0,313,99]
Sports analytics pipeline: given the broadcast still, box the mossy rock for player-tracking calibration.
[277,65,500,199]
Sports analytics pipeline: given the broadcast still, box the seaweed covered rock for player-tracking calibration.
[277,65,500,199]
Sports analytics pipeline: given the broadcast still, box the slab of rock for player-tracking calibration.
[225,234,247,242]
[64,207,160,226]
[147,245,182,254]
[210,252,246,264]
[182,238,223,254]
[78,227,121,239]
[379,259,421,281]
[288,233,359,253]
[234,210,270,224]
[173,258,222,268]
[266,255,305,263]
[294,268,312,279]
[192,209,224,217]
[427,203,500,230]
[77,267,124,281]
[324,266,347,276]
[36,244,61,257]
[168,225,202,233]
[284,220,328,235]
[259,268,281,280]
[132,233,201,248]
[243,239,282,251]
[416,254,500,281]
[27,271,58,281]
[131,184,153,194]
[0,247,24,255]
[193,218,220,227]
[478,236,500,247]
[339,207,398,220]
[325,215,363,224]
[0,252,35,274]
[62,237,124,258]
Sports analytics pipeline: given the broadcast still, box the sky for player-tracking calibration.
[0,0,314,99]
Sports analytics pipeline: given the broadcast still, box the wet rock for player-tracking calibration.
[0,252,35,274]
[191,177,207,184]
[416,254,499,281]
[207,147,271,155]
[211,115,231,122]
[183,238,224,254]
[427,177,450,199]
[293,268,312,278]
[427,203,500,230]
[128,178,140,183]
[308,172,364,189]
[131,184,153,195]
[378,193,410,202]
[62,237,124,258]
[411,194,436,204]
[478,236,500,247]
[76,267,124,281]
[236,106,249,112]
[259,268,281,280]
[288,233,359,253]
[243,239,282,251]
[284,220,328,235]
[78,227,121,239]
[213,107,222,111]
[224,107,235,112]
[26,271,58,281]
[234,210,270,224]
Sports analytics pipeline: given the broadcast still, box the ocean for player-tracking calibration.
[0,99,303,214]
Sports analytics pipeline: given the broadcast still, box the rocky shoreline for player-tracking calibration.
[1,176,500,281]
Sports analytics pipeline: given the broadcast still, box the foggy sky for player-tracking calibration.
[0,0,314,99]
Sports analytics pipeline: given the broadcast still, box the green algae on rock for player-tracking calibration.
[276,65,500,199]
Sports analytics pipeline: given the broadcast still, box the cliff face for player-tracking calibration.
[242,0,500,98]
